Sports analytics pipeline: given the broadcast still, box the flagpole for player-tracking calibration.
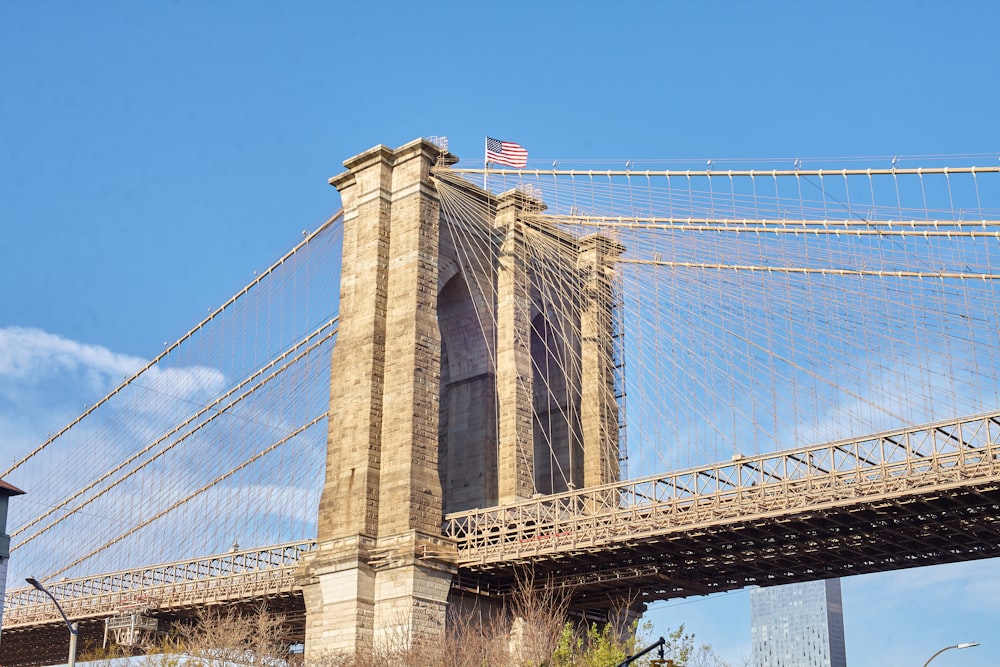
[483,136,488,188]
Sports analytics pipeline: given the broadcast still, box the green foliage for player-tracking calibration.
[551,622,580,666]
[661,624,736,667]
[550,618,649,667]
[664,624,696,664]
[548,622,733,667]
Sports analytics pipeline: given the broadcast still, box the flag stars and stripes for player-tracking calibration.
[486,137,528,168]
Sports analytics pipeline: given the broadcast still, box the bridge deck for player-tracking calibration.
[3,411,999,666]
[0,542,314,666]
[444,411,1000,604]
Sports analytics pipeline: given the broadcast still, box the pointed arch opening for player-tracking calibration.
[437,273,497,512]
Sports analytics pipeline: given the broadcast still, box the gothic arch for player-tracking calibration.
[437,272,497,512]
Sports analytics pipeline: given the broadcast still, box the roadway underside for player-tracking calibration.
[3,482,999,667]
[453,480,1000,610]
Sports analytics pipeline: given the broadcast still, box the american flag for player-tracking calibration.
[486,137,528,168]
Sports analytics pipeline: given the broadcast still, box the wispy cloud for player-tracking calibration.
[0,327,149,464]
[1,326,324,583]
[0,326,145,386]
[0,327,229,456]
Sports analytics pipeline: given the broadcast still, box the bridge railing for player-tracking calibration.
[444,411,1000,564]
[4,540,316,627]
[9,412,1000,627]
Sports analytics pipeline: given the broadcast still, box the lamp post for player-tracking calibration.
[25,577,77,667]
[922,642,980,667]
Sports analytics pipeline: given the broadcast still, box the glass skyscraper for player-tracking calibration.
[750,579,847,667]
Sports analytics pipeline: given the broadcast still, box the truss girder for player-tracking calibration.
[3,540,314,629]
[443,410,1000,566]
[3,412,1000,666]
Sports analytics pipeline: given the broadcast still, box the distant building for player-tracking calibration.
[0,480,25,640]
[750,579,847,667]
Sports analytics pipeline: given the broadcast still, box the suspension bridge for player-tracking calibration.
[2,139,999,665]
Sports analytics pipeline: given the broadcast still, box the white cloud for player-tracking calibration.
[0,326,145,384]
[0,328,147,467]
[0,327,230,461]
[145,365,227,399]
[0,326,325,585]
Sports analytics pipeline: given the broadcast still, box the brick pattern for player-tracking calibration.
[579,236,625,488]
[298,536,376,655]
[300,140,455,658]
[377,142,443,537]
[496,194,536,503]
[315,145,394,543]
[300,142,624,659]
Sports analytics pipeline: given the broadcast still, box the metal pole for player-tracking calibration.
[68,623,78,667]
[25,577,79,667]
[615,636,666,667]
[922,642,980,667]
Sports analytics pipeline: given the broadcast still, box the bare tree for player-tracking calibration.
[82,580,733,667]
[507,569,574,666]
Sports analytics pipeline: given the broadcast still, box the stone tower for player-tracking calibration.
[297,139,623,658]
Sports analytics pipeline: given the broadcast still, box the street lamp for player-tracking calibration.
[25,577,77,667]
[922,642,980,667]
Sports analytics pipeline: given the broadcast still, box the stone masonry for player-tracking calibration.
[297,139,623,659]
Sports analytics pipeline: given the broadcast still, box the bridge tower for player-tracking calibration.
[297,139,623,658]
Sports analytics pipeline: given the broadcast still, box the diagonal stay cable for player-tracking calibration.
[2,211,343,479]
[12,319,337,549]
[44,412,329,580]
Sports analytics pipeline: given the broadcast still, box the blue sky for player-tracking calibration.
[2,2,999,665]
